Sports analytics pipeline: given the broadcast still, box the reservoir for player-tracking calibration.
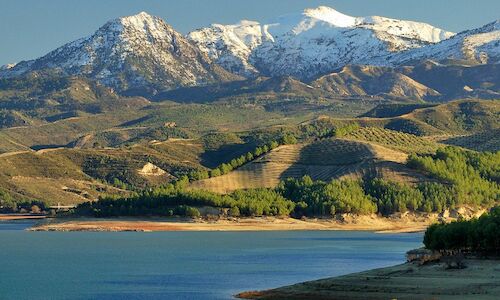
[0,220,422,299]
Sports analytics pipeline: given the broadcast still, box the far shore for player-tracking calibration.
[236,258,500,299]
[0,214,46,221]
[28,214,439,233]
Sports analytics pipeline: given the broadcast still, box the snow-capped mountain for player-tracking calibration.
[1,12,237,95]
[189,6,455,79]
[392,20,500,64]
[188,20,266,77]
[1,7,498,98]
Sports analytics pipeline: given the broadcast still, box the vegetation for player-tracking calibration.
[424,207,500,254]
[278,177,376,216]
[0,189,47,213]
[442,128,500,152]
[407,147,500,208]
[346,127,439,154]
[0,75,498,213]
[188,133,298,181]
[78,145,500,218]
[410,100,500,135]
[76,179,295,218]
[361,103,436,118]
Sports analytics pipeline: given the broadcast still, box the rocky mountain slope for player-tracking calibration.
[0,7,498,100]
[189,6,455,79]
[312,65,441,101]
[1,12,238,96]
[392,20,500,65]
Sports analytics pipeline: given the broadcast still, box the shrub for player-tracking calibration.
[229,206,240,217]
[185,206,201,218]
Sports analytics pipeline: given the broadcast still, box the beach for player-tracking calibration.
[0,214,46,221]
[237,259,500,300]
[29,214,437,233]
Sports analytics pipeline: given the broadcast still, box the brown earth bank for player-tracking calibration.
[236,259,500,300]
[29,213,444,232]
[0,214,46,221]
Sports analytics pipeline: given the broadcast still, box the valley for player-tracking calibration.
[0,6,498,225]
[0,4,499,300]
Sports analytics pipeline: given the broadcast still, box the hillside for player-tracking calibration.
[0,139,212,205]
[154,76,325,103]
[190,138,431,193]
[440,128,500,152]
[352,99,500,138]
[312,65,440,102]
[407,99,500,134]
[400,61,500,100]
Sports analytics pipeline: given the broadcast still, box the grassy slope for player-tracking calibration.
[0,150,122,205]
[0,98,497,203]
[408,99,500,135]
[0,102,304,152]
[0,140,212,204]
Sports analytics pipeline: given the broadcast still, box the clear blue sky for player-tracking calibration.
[1,0,499,65]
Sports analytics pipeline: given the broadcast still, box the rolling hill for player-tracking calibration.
[190,138,433,194]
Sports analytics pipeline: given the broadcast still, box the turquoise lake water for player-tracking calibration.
[0,220,422,299]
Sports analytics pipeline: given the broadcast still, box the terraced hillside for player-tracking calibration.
[345,127,440,154]
[351,100,500,138]
[440,128,500,152]
[190,139,429,193]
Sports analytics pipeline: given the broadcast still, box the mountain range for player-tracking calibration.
[1,6,499,99]
[0,6,498,210]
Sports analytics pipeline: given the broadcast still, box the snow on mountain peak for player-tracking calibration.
[1,11,236,94]
[391,18,500,65]
[1,7,497,94]
[118,11,160,29]
[302,6,357,27]
[0,63,16,70]
[98,11,174,41]
[189,5,455,78]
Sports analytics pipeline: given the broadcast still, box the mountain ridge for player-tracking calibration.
[189,6,456,79]
[0,7,499,98]
[1,11,240,96]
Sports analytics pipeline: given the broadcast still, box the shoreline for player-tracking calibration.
[0,214,46,221]
[236,258,500,299]
[28,214,437,233]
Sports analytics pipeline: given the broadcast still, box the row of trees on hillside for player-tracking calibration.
[187,123,363,182]
[188,134,297,181]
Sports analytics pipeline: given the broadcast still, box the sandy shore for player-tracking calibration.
[0,214,46,221]
[237,259,500,300]
[29,214,436,232]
